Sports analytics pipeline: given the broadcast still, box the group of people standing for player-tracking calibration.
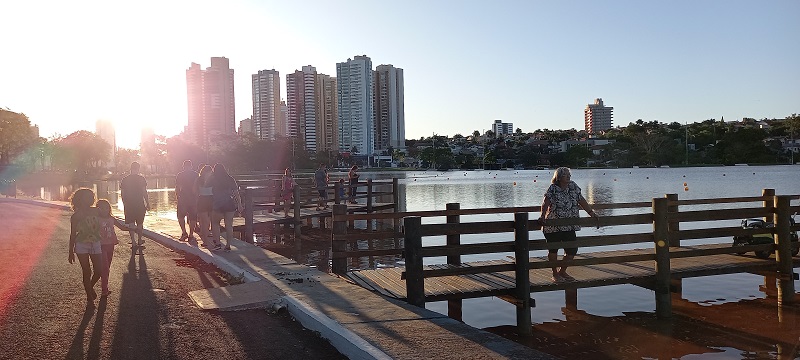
[174,160,243,251]
[67,160,243,304]
[67,161,148,304]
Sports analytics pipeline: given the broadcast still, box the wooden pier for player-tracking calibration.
[232,176,399,241]
[330,189,800,336]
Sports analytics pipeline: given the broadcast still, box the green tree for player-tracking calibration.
[51,130,110,172]
[0,109,38,165]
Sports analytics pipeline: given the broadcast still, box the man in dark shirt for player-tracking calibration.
[120,162,149,253]
[314,163,329,210]
[175,160,198,241]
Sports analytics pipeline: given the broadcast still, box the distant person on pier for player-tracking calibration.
[210,163,242,251]
[538,167,598,282]
[120,162,149,254]
[314,163,329,211]
[348,165,360,204]
[175,160,199,241]
[68,188,102,303]
[281,167,296,218]
[195,165,215,249]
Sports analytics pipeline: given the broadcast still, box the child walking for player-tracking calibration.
[68,188,102,304]
[96,199,119,297]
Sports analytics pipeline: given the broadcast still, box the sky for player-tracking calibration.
[2,0,798,149]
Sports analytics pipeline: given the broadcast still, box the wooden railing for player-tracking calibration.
[332,189,800,336]
[238,177,398,241]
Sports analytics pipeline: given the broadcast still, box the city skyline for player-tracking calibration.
[2,0,798,149]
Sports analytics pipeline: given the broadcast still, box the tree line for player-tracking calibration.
[1,108,798,180]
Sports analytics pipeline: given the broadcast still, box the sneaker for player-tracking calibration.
[212,244,223,251]
[224,246,231,252]
[179,233,188,241]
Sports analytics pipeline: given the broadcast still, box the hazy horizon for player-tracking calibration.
[2,0,798,149]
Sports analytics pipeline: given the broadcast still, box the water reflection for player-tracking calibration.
[487,278,800,359]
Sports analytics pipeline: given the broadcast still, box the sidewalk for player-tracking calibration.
[4,197,552,359]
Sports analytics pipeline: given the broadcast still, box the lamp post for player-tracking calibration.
[684,123,689,166]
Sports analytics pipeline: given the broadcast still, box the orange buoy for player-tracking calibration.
[533,179,537,182]
[684,186,689,191]
[513,182,517,186]
[683,182,687,186]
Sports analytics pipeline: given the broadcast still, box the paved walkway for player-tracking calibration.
[6,197,553,359]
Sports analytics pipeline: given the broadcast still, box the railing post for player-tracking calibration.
[665,194,680,247]
[392,178,400,232]
[653,197,672,318]
[665,193,683,294]
[274,179,282,213]
[514,212,532,336]
[763,188,775,225]
[366,179,373,213]
[331,204,348,275]
[404,216,425,307]
[773,195,795,305]
[293,185,301,238]
[334,181,341,205]
[244,188,254,243]
[446,203,462,321]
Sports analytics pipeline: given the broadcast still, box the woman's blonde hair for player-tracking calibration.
[550,167,571,184]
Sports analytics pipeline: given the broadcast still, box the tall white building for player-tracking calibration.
[252,69,281,140]
[585,98,613,134]
[492,119,514,136]
[336,55,374,156]
[374,64,405,151]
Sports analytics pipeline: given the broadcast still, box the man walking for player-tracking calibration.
[175,160,198,241]
[120,162,149,253]
[314,163,329,210]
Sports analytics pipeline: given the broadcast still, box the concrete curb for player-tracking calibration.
[0,197,70,210]
[139,228,262,283]
[282,296,392,360]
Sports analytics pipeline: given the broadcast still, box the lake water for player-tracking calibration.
[20,166,800,359]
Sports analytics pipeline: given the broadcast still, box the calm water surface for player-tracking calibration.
[23,166,800,359]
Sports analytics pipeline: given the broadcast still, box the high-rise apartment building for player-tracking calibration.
[492,120,514,136]
[585,98,613,134]
[286,66,318,148]
[95,119,116,167]
[315,74,338,153]
[252,69,281,140]
[238,117,254,136]
[286,66,339,154]
[185,57,236,148]
[374,64,405,151]
[280,100,288,136]
[336,55,374,156]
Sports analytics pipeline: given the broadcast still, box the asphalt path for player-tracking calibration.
[0,202,346,360]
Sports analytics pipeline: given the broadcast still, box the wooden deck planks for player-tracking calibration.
[346,244,796,301]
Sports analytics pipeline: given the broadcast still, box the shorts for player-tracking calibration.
[317,189,328,199]
[177,200,197,219]
[543,230,578,255]
[197,196,213,213]
[124,206,145,225]
[74,241,102,255]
